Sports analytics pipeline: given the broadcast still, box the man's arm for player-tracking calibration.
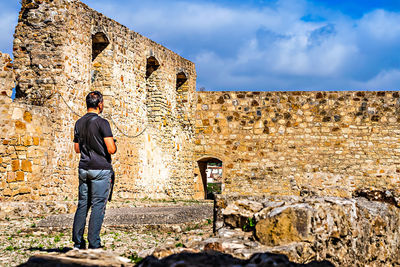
[74,142,80,153]
[104,137,117,154]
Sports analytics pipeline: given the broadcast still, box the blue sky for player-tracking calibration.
[1,0,400,91]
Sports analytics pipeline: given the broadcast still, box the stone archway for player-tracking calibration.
[197,157,223,199]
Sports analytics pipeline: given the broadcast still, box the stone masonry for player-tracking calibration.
[1,0,200,209]
[195,91,400,198]
[2,1,400,266]
[1,0,400,213]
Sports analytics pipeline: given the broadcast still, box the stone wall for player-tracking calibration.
[0,52,14,98]
[195,91,400,197]
[0,52,62,203]
[3,0,400,212]
[0,0,200,206]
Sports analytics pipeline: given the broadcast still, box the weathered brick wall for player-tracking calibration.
[1,0,199,206]
[5,0,400,211]
[0,52,14,98]
[195,91,400,197]
[0,52,62,202]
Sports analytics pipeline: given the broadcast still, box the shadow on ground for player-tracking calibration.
[27,247,73,253]
[137,251,335,267]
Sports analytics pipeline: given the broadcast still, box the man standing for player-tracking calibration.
[72,91,117,249]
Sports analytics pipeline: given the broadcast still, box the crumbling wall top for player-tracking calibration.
[0,52,14,102]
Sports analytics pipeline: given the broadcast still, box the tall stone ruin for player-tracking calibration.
[1,0,200,211]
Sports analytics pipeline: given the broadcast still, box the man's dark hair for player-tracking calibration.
[86,91,103,109]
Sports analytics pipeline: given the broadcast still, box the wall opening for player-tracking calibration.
[176,71,187,90]
[176,71,189,127]
[92,32,110,61]
[197,157,223,199]
[91,32,113,93]
[146,56,160,79]
[145,56,162,123]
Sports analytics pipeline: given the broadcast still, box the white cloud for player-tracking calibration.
[2,0,399,90]
[358,9,400,41]
[355,69,400,90]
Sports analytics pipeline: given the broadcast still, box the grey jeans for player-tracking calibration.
[72,169,112,249]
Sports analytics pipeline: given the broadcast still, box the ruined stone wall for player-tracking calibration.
[0,52,61,203]
[214,194,400,266]
[0,0,198,206]
[195,91,400,197]
[0,52,14,98]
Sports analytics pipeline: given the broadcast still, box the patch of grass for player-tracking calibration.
[5,245,15,251]
[185,224,200,232]
[126,252,143,264]
[175,242,184,248]
[242,217,256,232]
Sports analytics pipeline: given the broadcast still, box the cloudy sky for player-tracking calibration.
[1,0,400,91]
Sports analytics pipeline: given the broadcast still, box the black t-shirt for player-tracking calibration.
[73,113,113,170]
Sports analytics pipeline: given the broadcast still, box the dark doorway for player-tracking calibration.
[197,157,223,199]
[176,72,188,90]
[92,32,109,61]
[146,56,160,79]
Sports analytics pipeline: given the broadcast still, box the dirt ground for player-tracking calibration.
[0,203,214,266]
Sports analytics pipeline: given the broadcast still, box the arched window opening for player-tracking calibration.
[92,32,110,61]
[176,72,188,90]
[146,56,160,79]
[197,157,223,199]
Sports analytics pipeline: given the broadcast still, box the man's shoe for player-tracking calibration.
[73,243,86,250]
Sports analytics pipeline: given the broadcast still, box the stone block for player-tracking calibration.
[16,171,25,181]
[33,136,40,146]
[15,121,26,130]
[23,135,32,146]
[21,160,32,172]
[3,188,12,196]
[23,111,32,122]
[6,172,16,183]
[255,205,312,246]
[11,160,20,171]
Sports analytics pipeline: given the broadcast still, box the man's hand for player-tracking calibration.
[74,143,80,153]
[104,137,117,154]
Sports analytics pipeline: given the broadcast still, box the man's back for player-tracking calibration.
[74,113,113,170]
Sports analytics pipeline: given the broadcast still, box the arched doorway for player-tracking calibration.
[146,56,160,79]
[197,157,223,199]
